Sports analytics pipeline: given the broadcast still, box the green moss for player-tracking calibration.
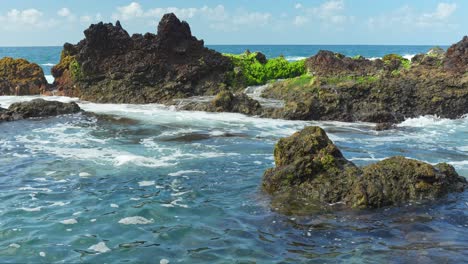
[383,53,411,70]
[224,51,306,87]
[69,59,83,81]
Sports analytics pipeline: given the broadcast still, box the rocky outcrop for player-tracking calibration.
[52,13,233,103]
[263,126,466,209]
[262,37,468,124]
[0,57,48,95]
[178,91,262,115]
[444,36,468,73]
[305,50,385,76]
[0,99,81,122]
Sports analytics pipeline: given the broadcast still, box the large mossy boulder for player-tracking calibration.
[262,126,466,210]
[0,57,48,95]
[0,99,81,122]
[52,13,233,103]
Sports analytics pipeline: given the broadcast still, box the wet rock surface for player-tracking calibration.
[176,90,263,115]
[263,126,467,210]
[262,36,468,123]
[0,99,81,122]
[0,57,49,95]
[52,13,233,103]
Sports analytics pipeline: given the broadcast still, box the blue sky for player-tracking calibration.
[0,0,466,46]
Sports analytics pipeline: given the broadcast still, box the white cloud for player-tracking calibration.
[0,8,59,30]
[292,0,350,27]
[368,2,458,30]
[80,13,103,25]
[232,12,271,26]
[5,8,43,24]
[57,8,71,17]
[421,2,456,20]
[293,16,308,26]
[111,3,271,32]
[114,2,144,20]
[310,0,349,25]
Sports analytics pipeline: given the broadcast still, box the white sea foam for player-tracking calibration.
[285,56,307,61]
[118,216,154,225]
[168,170,205,177]
[110,204,119,208]
[160,259,170,264]
[402,54,416,60]
[60,218,77,225]
[398,115,465,128]
[9,243,21,249]
[88,242,111,253]
[50,201,69,207]
[39,252,46,257]
[138,181,155,187]
[18,186,52,192]
[41,63,55,66]
[79,172,91,177]
[20,206,42,212]
[45,75,54,84]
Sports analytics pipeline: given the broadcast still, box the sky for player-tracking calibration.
[0,0,466,46]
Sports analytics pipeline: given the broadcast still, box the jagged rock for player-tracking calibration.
[263,126,466,210]
[305,50,384,76]
[0,57,48,95]
[444,36,468,73]
[262,36,468,123]
[0,99,81,122]
[52,13,233,103]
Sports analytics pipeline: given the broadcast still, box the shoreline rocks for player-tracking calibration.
[52,13,233,103]
[0,57,49,96]
[263,126,466,210]
[0,99,81,122]
[261,36,468,124]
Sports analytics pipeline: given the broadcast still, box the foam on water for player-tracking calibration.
[45,75,54,84]
[118,216,154,225]
[60,219,77,225]
[88,242,111,253]
[0,94,467,263]
[168,170,205,177]
[138,181,155,187]
[285,56,307,61]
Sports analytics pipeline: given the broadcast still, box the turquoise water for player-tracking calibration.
[0,96,467,263]
[0,45,467,263]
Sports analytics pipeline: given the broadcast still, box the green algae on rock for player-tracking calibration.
[261,36,468,124]
[0,57,49,95]
[263,126,467,210]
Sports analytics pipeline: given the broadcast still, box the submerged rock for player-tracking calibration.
[52,13,233,103]
[0,99,81,122]
[0,57,49,95]
[263,126,466,210]
[178,90,262,115]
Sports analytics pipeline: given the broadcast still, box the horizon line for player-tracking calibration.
[0,43,451,48]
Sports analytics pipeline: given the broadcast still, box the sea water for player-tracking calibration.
[0,46,466,263]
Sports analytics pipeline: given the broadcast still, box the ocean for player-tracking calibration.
[0,46,467,263]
